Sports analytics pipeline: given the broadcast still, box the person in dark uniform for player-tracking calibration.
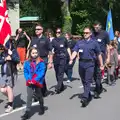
[64,33,76,83]
[93,21,110,98]
[69,27,104,107]
[51,28,71,94]
[27,24,53,97]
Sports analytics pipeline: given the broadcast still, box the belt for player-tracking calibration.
[79,59,94,62]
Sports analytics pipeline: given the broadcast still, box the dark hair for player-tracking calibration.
[65,32,72,39]
[15,28,23,35]
[45,28,54,38]
[15,29,19,35]
[35,23,43,28]
[93,21,101,26]
[110,40,117,48]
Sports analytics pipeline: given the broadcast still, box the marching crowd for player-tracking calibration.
[0,21,120,120]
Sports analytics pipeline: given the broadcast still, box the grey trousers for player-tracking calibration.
[26,85,44,112]
[107,65,115,82]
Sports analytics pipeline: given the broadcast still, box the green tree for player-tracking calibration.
[19,0,120,34]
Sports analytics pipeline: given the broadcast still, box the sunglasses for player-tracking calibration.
[56,31,61,34]
[83,32,90,34]
[35,28,43,31]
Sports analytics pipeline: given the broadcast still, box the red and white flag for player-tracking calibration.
[0,0,11,45]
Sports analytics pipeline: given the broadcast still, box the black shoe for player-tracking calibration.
[21,111,30,120]
[38,106,44,115]
[60,85,66,92]
[81,99,89,107]
[94,92,101,99]
[55,88,61,94]
[43,91,49,97]
[4,103,9,108]
[81,95,92,107]
[55,85,66,94]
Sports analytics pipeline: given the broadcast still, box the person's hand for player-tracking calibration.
[28,81,32,84]
[106,58,109,64]
[8,49,12,55]
[100,65,104,71]
[116,66,118,69]
[31,81,34,84]
[23,31,27,36]
[47,63,53,69]
[69,60,73,65]
[5,55,12,61]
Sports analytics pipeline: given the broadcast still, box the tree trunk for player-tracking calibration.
[61,0,72,33]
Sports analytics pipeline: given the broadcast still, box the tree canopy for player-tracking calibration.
[19,0,120,35]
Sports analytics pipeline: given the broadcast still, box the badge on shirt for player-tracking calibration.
[79,49,83,53]
[97,39,102,42]
[60,44,64,47]
[118,38,120,42]
[33,44,37,48]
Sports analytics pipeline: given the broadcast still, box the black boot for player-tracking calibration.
[94,84,103,99]
[81,94,92,107]
[110,75,116,86]
[21,111,30,120]
[39,105,44,115]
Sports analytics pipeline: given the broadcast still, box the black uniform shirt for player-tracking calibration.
[67,39,76,53]
[51,37,68,55]
[94,30,109,54]
[30,35,52,57]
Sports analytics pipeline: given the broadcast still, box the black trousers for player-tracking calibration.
[54,56,67,90]
[94,62,103,93]
[41,57,48,95]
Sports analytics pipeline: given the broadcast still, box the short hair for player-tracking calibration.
[84,27,92,32]
[93,21,101,26]
[35,23,43,28]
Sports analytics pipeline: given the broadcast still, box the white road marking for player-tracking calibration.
[0,101,39,118]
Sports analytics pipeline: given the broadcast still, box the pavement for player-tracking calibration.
[0,62,119,120]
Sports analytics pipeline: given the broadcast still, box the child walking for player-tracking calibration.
[21,47,46,120]
[107,41,118,85]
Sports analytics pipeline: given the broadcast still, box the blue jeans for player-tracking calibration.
[65,58,76,81]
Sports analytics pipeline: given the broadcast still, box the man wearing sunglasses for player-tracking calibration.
[28,24,53,98]
[69,27,104,107]
[93,21,110,98]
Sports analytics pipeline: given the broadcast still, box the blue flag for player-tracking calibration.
[106,10,114,40]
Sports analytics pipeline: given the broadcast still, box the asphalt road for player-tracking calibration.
[0,62,119,120]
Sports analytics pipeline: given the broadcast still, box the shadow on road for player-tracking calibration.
[69,93,81,100]
[49,85,72,91]
[0,99,4,104]
[30,105,48,118]
[13,94,26,109]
